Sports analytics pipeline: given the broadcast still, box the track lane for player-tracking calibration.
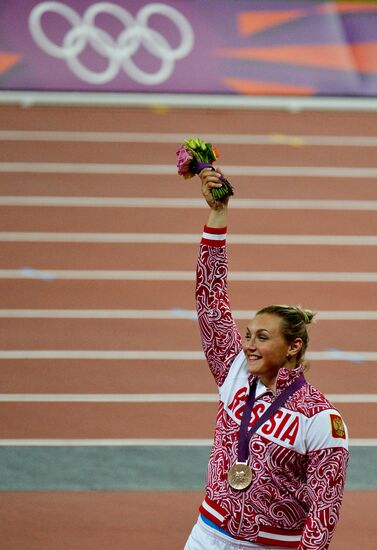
[0,279,375,310]
[1,174,377,200]
[0,402,373,438]
[2,105,377,136]
[1,206,376,234]
[0,490,374,550]
[2,242,377,271]
[0,360,374,395]
[1,318,377,352]
[0,140,375,168]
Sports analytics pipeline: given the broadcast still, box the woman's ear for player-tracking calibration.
[288,338,303,358]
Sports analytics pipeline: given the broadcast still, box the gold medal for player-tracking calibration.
[227,462,253,490]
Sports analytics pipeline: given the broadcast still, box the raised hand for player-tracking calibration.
[199,167,230,210]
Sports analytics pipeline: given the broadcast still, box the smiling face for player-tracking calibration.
[243,313,302,390]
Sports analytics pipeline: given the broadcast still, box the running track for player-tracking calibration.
[0,102,376,549]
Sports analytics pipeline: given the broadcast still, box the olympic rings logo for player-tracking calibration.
[28,1,194,85]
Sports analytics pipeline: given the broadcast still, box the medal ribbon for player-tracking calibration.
[237,374,306,462]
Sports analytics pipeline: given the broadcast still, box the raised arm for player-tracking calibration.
[196,169,243,387]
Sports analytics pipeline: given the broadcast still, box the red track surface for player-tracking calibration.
[0,103,376,548]
[0,491,375,550]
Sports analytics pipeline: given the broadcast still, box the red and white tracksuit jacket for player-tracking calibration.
[196,225,349,549]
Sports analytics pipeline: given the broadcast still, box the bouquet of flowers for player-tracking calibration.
[176,137,234,201]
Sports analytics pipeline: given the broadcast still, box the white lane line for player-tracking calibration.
[0,438,216,446]
[0,350,207,360]
[1,232,377,245]
[0,269,376,282]
[1,196,376,210]
[2,90,377,111]
[0,393,374,403]
[0,438,373,446]
[0,350,375,361]
[1,130,377,147]
[1,309,377,320]
[0,163,377,178]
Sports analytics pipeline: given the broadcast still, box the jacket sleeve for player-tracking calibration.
[299,410,350,549]
[196,225,243,387]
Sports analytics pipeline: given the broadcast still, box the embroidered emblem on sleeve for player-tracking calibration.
[330,414,346,439]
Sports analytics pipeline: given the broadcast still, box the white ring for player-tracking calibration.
[83,3,139,59]
[29,1,85,59]
[120,27,174,85]
[137,3,194,61]
[64,25,121,84]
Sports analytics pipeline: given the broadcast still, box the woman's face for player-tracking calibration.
[243,313,293,385]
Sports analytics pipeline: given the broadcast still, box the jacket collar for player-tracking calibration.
[251,364,305,398]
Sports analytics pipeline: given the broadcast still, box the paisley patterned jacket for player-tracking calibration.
[196,225,349,549]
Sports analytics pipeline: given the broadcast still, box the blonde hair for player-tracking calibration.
[256,305,315,366]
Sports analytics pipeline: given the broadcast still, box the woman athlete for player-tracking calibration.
[184,168,349,550]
